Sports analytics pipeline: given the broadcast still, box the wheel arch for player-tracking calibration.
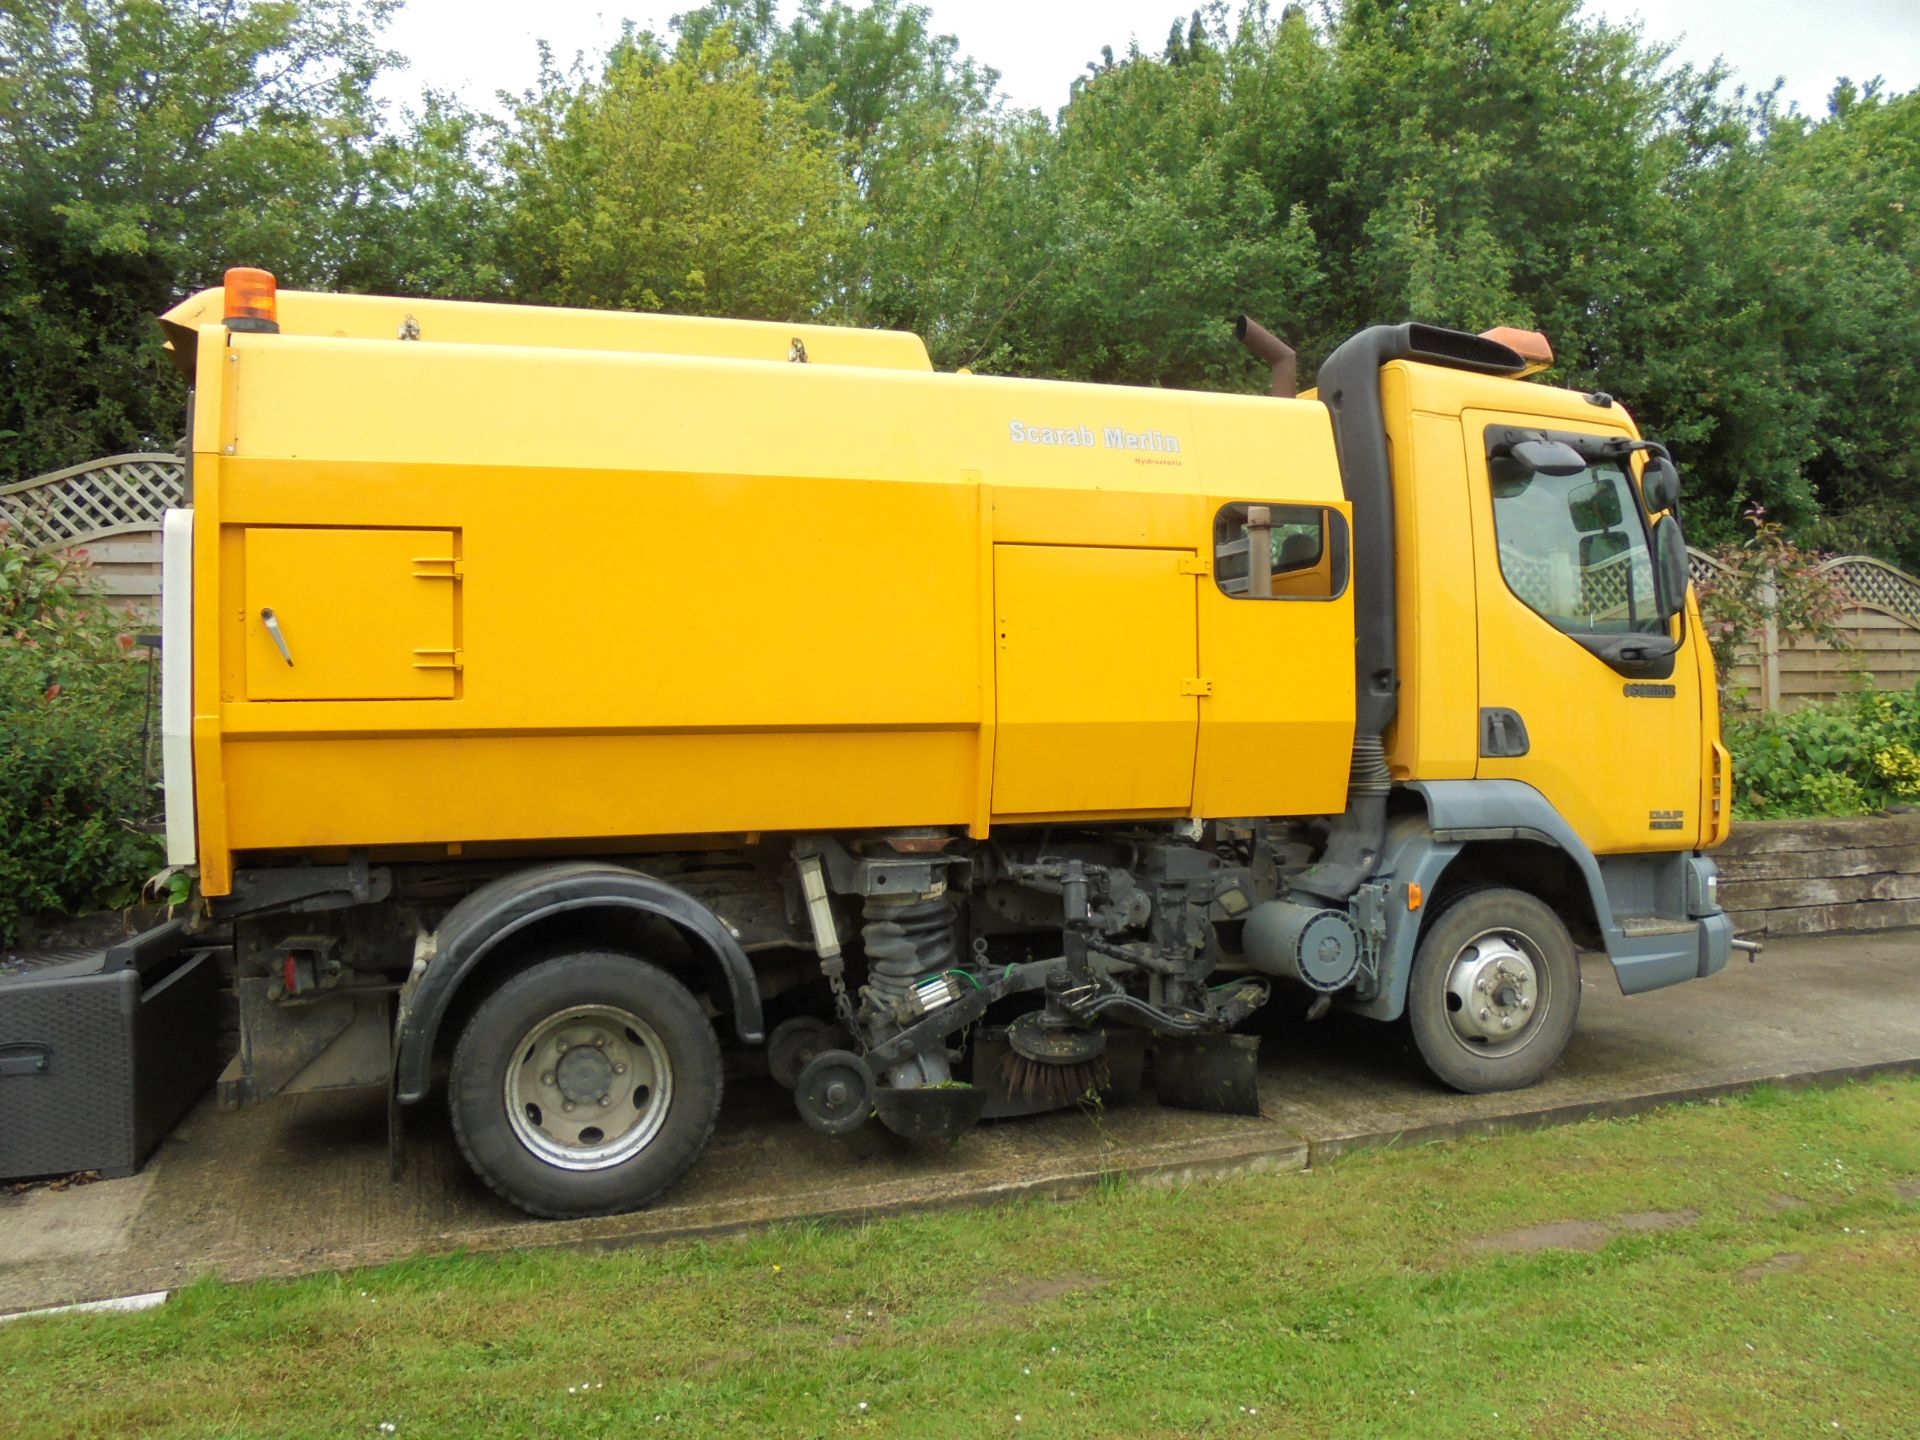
[1344,781,1617,1022]
[1424,840,1601,950]
[394,862,765,1105]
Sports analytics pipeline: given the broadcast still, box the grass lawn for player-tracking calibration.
[2,1077,1917,1439]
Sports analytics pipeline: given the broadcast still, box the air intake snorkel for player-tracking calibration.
[1238,319,1530,904]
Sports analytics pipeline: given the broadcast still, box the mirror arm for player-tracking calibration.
[1600,437,1671,462]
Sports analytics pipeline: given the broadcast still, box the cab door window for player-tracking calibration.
[1488,451,1661,636]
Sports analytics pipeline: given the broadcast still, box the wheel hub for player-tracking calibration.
[554,1044,614,1104]
[1445,935,1540,1047]
[794,1049,876,1136]
[505,1005,672,1171]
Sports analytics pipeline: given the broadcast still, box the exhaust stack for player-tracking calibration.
[1234,315,1297,398]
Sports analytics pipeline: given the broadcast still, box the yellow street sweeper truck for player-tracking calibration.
[0,268,1740,1215]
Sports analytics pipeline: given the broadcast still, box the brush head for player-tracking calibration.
[1007,1010,1107,1064]
[997,1048,1113,1108]
[1000,1013,1112,1105]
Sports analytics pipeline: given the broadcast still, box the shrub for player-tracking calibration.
[0,523,163,946]
[1724,682,1920,819]
[1693,505,1852,705]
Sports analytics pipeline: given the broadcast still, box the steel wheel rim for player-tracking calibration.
[504,1004,672,1171]
[1441,927,1548,1058]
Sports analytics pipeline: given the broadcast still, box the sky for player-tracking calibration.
[371,0,1920,120]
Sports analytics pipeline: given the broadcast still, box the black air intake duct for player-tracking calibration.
[1290,324,1526,905]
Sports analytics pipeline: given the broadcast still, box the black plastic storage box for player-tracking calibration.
[0,920,222,1181]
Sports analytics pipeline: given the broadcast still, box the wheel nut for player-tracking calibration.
[541,1072,555,1086]
[1501,1017,1514,1030]
[563,1101,575,1113]
[592,1036,606,1049]
[599,1094,611,1107]
[1479,1008,1491,1021]
[613,1063,627,1075]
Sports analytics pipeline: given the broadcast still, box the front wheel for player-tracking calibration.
[449,951,722,1218]
[1406,888,1581,1094]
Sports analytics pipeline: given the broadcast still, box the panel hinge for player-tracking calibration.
[1176,554,1210,576]
[1181,678,1213,696]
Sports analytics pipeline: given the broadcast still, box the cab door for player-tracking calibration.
[1463,411,1702,854]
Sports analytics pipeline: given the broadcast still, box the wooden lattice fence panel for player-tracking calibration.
[1819,555,1920,626]
[1688,548,1920,711]
[0,454,184,547]
[0,454,184,620]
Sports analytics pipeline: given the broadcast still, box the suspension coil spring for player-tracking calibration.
[861,892,961,1021]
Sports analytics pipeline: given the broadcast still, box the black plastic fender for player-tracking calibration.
[1340,780,1726,1024]
[392,862,764,1105]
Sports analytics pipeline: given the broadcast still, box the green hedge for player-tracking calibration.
[1725,683,1920,820]
[0,530,163,946]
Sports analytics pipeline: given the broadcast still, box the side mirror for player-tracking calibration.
[1567,479,1624,532]
[1642,455,1680,513]
[1508,438,1587,477]
[1654,514,1690,621]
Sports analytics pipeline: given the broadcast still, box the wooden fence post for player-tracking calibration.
[1759,561,1782,712]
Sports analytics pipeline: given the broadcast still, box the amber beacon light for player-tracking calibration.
[223,267,279,333]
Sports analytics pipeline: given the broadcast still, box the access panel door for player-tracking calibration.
[242,527,460,700]
[992,544,1199,818]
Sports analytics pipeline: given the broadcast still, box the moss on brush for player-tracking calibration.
[3,1078,1918,1438]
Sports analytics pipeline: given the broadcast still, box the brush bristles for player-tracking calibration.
[998,1050,1113,1107]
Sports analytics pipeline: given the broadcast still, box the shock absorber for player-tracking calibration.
[860,890,964,1088]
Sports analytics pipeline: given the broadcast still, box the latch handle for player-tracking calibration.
[260,608,294,666]
[0,1042,51,1078]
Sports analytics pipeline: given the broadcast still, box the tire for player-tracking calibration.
[1406,888,1581,1094]
[449,951,722,1219]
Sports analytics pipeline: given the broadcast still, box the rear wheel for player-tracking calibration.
[449,951,722,1218]
[1406,888,1580,1093]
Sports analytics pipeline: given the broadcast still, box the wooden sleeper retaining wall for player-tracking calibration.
[1715,813,1920,937]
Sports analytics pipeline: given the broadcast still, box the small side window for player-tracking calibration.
[1213,503,1349,601]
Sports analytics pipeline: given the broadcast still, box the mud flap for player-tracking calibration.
[1154,1034,1262,1116]
[387,1073,406,1181]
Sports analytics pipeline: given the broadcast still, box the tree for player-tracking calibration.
[496,28,852,319]
[0,0,400,476]
[774,0,999,195]
[1005,7,1329,389]
[329,93,511,302]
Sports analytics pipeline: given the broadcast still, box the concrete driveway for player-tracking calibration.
[3,930,1916,1315]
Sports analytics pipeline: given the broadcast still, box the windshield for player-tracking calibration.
[1489,453,1661,636]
